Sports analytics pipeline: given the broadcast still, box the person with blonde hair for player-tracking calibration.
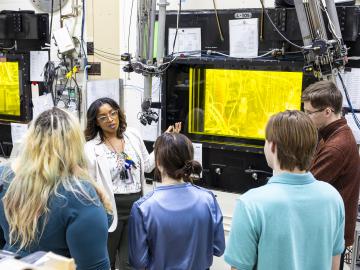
[0,107,112,270]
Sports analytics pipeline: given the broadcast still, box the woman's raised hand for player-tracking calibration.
[165,122,182,133]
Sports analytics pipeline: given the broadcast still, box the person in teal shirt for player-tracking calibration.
[225,110,345,270]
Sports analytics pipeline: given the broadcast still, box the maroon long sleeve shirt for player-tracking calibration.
[310,118,360,246]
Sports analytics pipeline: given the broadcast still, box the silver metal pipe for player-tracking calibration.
[143,75,153,103]
[294,0,313,46]
[143,0,156,102]
[157,0,168,64]
[325,0,343,40]
[308,0,327,40]
[136,0,145,60]
[147,0,157,64]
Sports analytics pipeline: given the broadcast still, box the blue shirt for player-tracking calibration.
[225,172,345,270]
[128,183,225,270]
[0,165,111,270]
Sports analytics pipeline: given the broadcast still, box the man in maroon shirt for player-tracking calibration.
[302,80,360,270]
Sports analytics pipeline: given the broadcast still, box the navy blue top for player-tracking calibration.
[0,165,111,270]
[128,183,225,270]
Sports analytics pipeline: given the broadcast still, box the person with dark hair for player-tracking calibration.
[84,97,180,270]
[128,133,225,270]
[225,110,344,270]
[302,80,360,270]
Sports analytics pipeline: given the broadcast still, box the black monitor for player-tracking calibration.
[0,10,49,51]
[162,57,316,147]
[160,57,316,193]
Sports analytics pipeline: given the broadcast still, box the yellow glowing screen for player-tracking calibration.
[189,68,303,140]
[0,62,21,116]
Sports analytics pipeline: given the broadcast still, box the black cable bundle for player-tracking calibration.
[43,61,56,106]
[338,72,360,130]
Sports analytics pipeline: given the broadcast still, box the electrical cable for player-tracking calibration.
[259,0,312,50]
[212,0,224,42]
[49,0,54,41]
[171,0,182,57]
[94,48,122,56]
[0,142,6,158]
[86,44,122,57]
[43,61,57,106]
[338,72,360,130]
[81,0,88,82]
[69,76,82,118]
[93,51,121,61]
[91,0,95,63]
[131,56,178,75]
[205,49,276,59]
[81,0,86,51]
[128,0,135,54]
[93,52,122,65]
[0,42,16,50]
[59,0,62,26]
[319,1,341,42]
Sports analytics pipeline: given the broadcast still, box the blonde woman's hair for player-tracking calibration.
[3,108,112,250]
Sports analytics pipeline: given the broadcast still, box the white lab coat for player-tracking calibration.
[84,127,155,232]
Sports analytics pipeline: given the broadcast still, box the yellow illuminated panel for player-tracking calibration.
[189,68,303,140]
[0,62,20,116]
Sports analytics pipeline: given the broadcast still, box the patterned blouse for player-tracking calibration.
[104,134,141,194]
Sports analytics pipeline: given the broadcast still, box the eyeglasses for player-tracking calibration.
[304,108,335,116]
[97,110,119,123]
[304,108,326,116]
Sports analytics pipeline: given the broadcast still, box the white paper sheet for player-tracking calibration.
[10,123,28,160]
[229,18,259,58]
[345,113,360,144]
[87,79,120,109]
[337,69,360,110]
[11,123,28,144]
[30,51,49,82]
[193,143,203,166]
[168,28,201,55]
[193,142,203,177]
[32,93,54,120]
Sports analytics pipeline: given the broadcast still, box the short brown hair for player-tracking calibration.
[265,110,318,171]
[154,133,202,182]
[301,80,343,114]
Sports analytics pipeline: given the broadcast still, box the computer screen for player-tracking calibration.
[188,68,303,140]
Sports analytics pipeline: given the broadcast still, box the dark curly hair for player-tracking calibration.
[85,98,127,142]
